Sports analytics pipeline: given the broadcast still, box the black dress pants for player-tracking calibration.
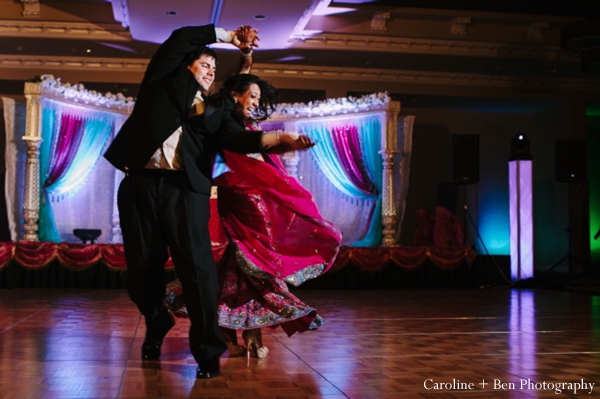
[117,169,226,363]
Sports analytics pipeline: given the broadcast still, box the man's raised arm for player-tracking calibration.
[141,24,260,87]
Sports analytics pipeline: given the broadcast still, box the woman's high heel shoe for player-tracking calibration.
[220,327,246,357]
[242,329,269,359]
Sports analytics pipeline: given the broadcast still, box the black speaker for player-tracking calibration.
[452,134,479,184]
[555,139,586,183]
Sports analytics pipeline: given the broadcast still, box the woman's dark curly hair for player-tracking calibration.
[218,74,278,123]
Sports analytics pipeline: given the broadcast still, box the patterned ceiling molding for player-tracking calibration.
[371,13,390,32]
[0,55,148,71]
[527,22,550,42]
[0,20,131,40]
[1,56,596,92]
[251,63,600,91]
[451,17,471,36]
[289,33,578,61]
[20,0,40,17]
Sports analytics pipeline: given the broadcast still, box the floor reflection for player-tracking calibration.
[508,290,536,378]
[1,288,599,398]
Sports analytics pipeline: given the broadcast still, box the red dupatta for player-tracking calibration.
[213,123,342,284]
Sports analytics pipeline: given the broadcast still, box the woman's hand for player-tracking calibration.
[277,134,316,152]
[234,25,260,53]
[260,131,315,153]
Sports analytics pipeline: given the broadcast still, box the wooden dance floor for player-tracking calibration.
[1,288,599,398]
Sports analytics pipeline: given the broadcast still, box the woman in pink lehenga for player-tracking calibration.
[166,73,342,358]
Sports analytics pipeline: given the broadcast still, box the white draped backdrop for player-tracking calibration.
[2,82,412,247]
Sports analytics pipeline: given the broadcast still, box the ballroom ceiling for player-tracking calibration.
[0,0,598,106]
[340,0,599,18]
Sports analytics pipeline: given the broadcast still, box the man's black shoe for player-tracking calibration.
[141,311,175,360]
[141,338,163,360]
[196,355,221,379]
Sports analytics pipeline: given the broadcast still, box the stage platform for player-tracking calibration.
[0,288,598,398]
[0,241,481,289]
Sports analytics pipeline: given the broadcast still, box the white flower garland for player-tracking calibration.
[35,75,389,118]
[38,74,135,113]
[272,92,390,119]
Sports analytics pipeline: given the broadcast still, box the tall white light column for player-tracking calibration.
[509,160,533,281]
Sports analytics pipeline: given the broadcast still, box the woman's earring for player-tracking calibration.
[233,96,238,104]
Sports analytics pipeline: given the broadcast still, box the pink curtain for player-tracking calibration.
[331,125,375,195]
[44,115,85,190]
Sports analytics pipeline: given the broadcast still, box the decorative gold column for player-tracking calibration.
[395,115,415,243]
[22,82,43,241]
[379,101,401,247]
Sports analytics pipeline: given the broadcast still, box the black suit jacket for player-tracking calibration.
[104,24,263,194]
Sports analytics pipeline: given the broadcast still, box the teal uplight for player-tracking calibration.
[478,192,510,255]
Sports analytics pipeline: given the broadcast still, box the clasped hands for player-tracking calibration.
[232,25,259,54]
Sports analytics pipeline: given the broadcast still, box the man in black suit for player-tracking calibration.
[104,24,312,379]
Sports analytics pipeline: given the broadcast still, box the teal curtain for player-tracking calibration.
[38,108,61,243]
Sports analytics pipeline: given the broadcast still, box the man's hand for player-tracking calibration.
[232,25,260,53]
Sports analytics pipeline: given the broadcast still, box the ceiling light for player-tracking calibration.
[313,1,355,16]
[165,11,178,16]
[97,42,139,54]
[272,56,305,62]
[254,15,266,20]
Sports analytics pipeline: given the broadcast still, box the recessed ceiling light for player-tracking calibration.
[254,15,266,20]
[86,49,91,53]
[165,11,178,16]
